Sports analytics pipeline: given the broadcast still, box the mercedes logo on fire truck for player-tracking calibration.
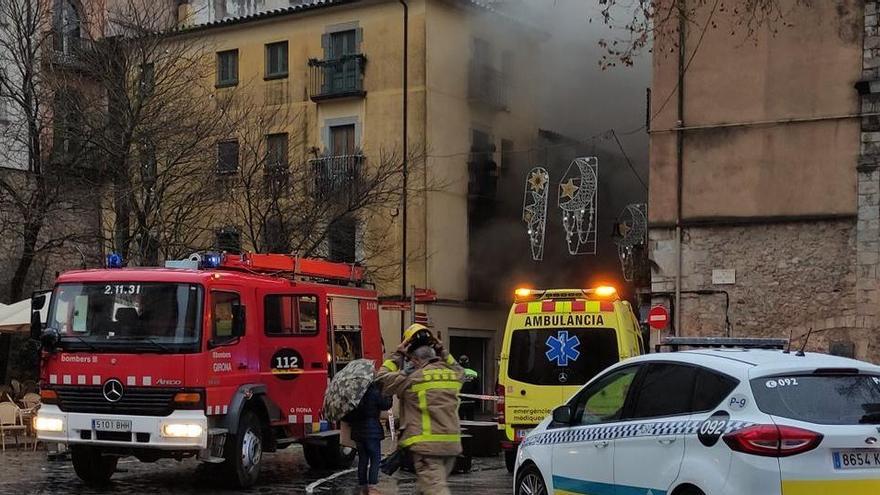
[102,379,124,403]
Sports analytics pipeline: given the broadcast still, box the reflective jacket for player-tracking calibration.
[376,351,464,456]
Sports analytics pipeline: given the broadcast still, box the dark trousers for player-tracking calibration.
[356,438,381,485]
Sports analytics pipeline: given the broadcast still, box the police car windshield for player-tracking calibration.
[508,328,619,386]
[48,283,202,353]
[750,374,880,425]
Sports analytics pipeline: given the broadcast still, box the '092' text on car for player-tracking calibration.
[514,345,880,495]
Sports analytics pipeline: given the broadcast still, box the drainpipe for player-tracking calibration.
[674,1,686,336]
[399,0,409,339]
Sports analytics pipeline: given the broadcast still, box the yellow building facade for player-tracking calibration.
[176,0,547,391]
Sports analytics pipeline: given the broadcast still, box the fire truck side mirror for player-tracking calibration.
[231,305,246,338]
[30,311,42,341]
[30,292,48,341]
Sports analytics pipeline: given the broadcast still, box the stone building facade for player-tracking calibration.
[649,0,880,362]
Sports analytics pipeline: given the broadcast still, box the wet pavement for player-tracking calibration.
[0,446,510,494]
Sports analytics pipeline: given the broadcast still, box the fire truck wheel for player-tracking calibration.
[223,410,264,487]
[70,446,118,486]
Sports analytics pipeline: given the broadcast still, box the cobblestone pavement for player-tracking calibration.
[0,447,510,495]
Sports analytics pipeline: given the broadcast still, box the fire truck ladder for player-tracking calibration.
[219,253,366,287]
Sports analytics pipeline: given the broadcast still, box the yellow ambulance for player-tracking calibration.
[496,286,644,472]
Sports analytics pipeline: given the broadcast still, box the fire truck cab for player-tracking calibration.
[33,253,383,487]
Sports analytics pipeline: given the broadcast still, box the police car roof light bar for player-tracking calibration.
[657,337,788,353]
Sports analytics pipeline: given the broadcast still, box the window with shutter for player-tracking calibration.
[216,49,238,86]
[265,41,288,79]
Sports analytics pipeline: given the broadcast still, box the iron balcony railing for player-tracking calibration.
[48,34,95,69]
[468,62,509,111]
[310,154,364,198]
[308,54,366,102]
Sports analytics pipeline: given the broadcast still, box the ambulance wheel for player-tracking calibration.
[675,487,705,495]
[71,446,117,486]
[505,448,517,473]
[223,410,263,488]
[515,463,547,495]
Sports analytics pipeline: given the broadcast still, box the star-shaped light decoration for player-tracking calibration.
[528,170,548,191]
[560,178,579,200]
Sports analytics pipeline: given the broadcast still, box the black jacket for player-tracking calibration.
[344,382,393,441]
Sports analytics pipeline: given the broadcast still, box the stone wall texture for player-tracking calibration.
[649,220,873,359]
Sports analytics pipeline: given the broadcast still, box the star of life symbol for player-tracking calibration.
[545,331,581,366]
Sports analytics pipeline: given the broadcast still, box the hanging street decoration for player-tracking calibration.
[558,157,599,255]
[614,203,647,282]
[522,167,550,261]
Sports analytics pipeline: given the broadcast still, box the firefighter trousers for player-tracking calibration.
[412,453,456,495]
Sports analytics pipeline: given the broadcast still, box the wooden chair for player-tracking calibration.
[0,402,28,452]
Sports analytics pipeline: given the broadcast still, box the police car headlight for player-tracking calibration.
[160,423,203,438]
[34,416,64,432]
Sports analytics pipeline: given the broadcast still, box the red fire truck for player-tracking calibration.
[32,253,383,487]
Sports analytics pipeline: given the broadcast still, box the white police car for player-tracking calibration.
[514,341,880,495]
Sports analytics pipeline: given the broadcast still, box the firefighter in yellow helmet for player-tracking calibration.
[376,324,464,495]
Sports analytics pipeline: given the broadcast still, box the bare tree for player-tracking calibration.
[588,0,812,68]
[217,89,417,283]
[67,0,229,266]
[0,0,99,302]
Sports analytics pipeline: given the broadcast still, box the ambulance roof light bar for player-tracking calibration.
[514,286,618,302]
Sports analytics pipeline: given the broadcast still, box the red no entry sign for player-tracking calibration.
[648,305,670,330]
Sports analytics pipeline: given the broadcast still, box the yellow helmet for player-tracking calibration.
[403,323,431,344]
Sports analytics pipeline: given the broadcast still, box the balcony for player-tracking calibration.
[308,54,366,102]
[47,35,95,70]
[468,62,509,111]
[310,154,364,198]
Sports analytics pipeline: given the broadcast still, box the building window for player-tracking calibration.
[139,63,155,97]
[265,133,289,193]
[329,124,355,156]
[266,133,288,169]
[328,215,356,263]
[217,49,238,87]
[263,216,289,253]
[265,41,288,79]
[215,226,241,253]
[217,139,239,174]
[54,0,81,55]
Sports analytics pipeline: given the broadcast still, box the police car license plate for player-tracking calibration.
[833,449,880,470]
[92,419,132,432]
[516,429,532,440]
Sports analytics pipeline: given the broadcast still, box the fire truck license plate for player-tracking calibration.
[92,419,132,432]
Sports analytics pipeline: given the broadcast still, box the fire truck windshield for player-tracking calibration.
[47,283,203,353]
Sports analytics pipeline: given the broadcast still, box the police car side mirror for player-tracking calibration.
[551,405,573,426]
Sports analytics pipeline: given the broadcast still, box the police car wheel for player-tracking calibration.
[515,464,547,495]
[224,410,263,487]
[70,446,117,486]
